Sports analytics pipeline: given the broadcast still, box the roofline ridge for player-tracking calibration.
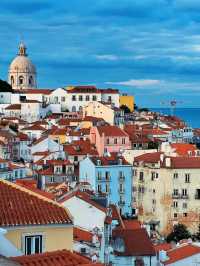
[0,179,73,223]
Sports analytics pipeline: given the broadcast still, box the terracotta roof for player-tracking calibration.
[154,242,172,252]
[32,151,50,156]
[74,227,93,243]
[68,86,101,94]
[22,124,46,131]
[112,228,156,256]
[5,104,21,110]
[97,125,129,137]
[0,179,72,226]
[100,88,119,94]
[14,89,52,95]
[170,143,197,156]
[64,140,98,156]
[17,132,30,141]
[90,153,130,166]
[46,159,72,166]
[165,156,200,169]
[58,190,106,213]
[11,250,103,266]
[134,152,163,163]
[163,244,200,265]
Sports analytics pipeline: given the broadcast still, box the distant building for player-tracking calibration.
[119,94,134,112]
[79,153,133,216]
[8,43,37,90]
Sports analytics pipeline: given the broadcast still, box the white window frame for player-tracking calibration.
[22,232,45,255]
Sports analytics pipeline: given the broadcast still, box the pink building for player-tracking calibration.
[90,125,131,156]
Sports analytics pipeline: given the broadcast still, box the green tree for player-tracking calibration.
[166,224,191,243]
[0,79,13,92]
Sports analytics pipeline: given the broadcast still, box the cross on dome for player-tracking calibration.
[18,42,27,56]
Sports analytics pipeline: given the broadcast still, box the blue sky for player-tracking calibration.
[1,0,200,107]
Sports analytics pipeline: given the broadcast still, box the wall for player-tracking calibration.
[119,95,134,112]
[5,225,73,253]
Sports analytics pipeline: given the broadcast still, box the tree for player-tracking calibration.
[166,223,191,243]
[120,104,131,113]
[0,79,13,93]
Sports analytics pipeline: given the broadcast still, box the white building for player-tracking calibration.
[8,42,37,90]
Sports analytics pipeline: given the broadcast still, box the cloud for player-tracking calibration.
[95,54,119,61]
[106,79,161,87]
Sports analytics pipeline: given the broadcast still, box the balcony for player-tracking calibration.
[118,200,125,205]
[118,189,125,194]
[119,175,125,181]
[172,193,181,199]
[181,194,189,200]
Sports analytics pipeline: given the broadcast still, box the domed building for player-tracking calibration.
[8,42,37,90]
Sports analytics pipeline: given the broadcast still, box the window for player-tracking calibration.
[153,189,156,193]
[173,173,178,179]
[54,96,58,103]
[50,176,54,182]
[19,76,24,85]
[139,172,144,182]
[185,173,190,183]
[29,76,33,85]
[114,138,117,144]
[106,138,109,144]
[108,96,112,102]
[79,95,83,101]
[106,184,109,193]
[92,95,97,101]
[152,199,156,205]
[174,213,178,218]
[119,183,124,193]
[182,189,188,196]
[24,235,43,255]
[183,212,188,217]
[97,184,101,193]
[85,95,90,101]
[173,201,178,208]
[61,97,65,102]
[72,106,76,112]
[97,172,101,180]
[72,95,76,101]
[122,138,125,144]
[105,171,110,180]
[173,189,179,195]
[151,172,155,181]
[183,202,187,208]
[11,76,14,85]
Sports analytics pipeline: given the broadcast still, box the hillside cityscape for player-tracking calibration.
[0,41,200,266]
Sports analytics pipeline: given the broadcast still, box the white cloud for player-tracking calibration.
[95,54,119,61]
[106,79,161,87]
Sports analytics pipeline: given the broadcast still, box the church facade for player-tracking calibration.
[8,42,37,90]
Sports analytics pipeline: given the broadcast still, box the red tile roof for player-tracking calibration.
[90,153,130,166]
[170,143,197,156]
[11,250,104,266]
[165,156,200,169]
[5,104,21,110]
[22,124,46,131]
[74,227,93,243]
[97,125,129,137]
[68,86,101,94]
[154,242,172,252]
[134,152,163,163]
[14,89,52,95]
[64,140,98,156]
[112,228,156,256]
[17,132,30,141]
[163,244,200,265]
[0,179,72,226]
[100,88,119,94]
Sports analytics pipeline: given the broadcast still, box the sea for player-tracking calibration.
[151,108,200,129]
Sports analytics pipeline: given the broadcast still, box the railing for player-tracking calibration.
[119,175,125,181]
[181,194,189,199]
[172,193,181,199]
[118,189,125,194]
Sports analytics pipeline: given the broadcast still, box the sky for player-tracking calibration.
[1,0,200,107]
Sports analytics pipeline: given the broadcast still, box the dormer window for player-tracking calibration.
[19,76,24,85]
[97,159,101,166]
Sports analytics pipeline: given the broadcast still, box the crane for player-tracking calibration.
[160,100,183,116]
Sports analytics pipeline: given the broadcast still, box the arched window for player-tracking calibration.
[72,106,76,112]
[19,76,24,85]
[29,76,33,85]
[79,106,83,112]
[11,76,14,86]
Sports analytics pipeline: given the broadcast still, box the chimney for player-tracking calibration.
[165,157,171,167]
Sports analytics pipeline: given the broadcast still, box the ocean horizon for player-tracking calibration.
[151,107,200,129]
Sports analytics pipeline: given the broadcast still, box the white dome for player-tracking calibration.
[9,55,36,73]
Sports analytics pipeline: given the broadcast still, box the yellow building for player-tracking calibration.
[0,179,73,255]
[119,94,134,112]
